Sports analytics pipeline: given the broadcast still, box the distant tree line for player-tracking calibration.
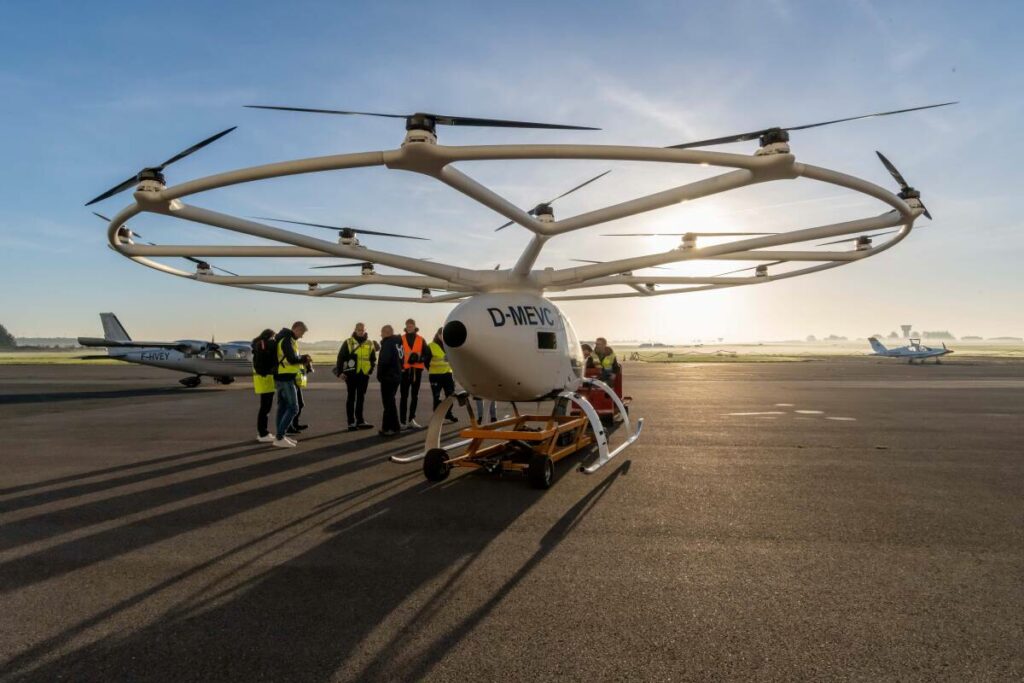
[0,324,16,349]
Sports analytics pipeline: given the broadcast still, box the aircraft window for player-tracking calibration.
[537,331,557,350]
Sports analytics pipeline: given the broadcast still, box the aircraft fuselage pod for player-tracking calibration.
[442,292,584,402]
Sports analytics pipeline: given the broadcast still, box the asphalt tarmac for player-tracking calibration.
[0,360,1022,682]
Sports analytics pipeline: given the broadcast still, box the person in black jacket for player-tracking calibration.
[273,321,310,448]
[399,319,431,430]
[336,322,377,431]
[251,328,277,443]
[376,325,404,437]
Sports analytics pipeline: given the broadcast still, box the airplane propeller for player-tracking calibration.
[251,216,429,241]
[309,258,433,270]
[875,151,933,220]
[309,262,368,270]
[817,230,899,247]
[91,212,238,276]
[92,211,142,239]
[712,260,786,277]
[600,231,775,237]
[244,105,599,132]
[666,101,957,150]
[85,127,237,206]
[570,258,672,271]
[495,170,611,231]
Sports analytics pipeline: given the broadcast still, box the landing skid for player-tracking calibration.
[391,382,643,488]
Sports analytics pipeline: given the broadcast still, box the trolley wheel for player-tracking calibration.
[527,453,554,490]
[423,448,451,482]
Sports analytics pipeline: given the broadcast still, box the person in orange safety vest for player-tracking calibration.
[399,318,429,429]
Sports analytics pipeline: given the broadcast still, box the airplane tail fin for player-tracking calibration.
[100,313,131,342]
[868,337,887,354]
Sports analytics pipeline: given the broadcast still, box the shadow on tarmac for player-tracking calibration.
[0,386,210,405]
[2,438,628,682]
[0,441,255,497]
[0,430,369,516]
[0,430,411,571]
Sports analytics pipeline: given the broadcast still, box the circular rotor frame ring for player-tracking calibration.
[100,141,922,302]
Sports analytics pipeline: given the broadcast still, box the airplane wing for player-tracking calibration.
[77,337,192,351]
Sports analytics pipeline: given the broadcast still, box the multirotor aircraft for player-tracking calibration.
[78,313,251,387]
[86,100,954,485]
[868,337,953,364]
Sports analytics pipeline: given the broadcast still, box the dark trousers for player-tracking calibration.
[345,373,370,425]
[380,379,401,433]
[257,392,274,436]
[399,368,423,423]
[291,386,305,428]
[429,373,456,420]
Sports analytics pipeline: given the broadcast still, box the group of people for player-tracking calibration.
[251,318,461,448]
[581,336,620,382]
[252,322,616,449]
[367,318,458,437]
[251,322,313,449]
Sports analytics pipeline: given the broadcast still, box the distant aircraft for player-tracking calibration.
[868,337,952,364]
[78,313,252,387]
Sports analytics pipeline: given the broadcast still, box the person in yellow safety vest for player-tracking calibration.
[399,318,428,430]
[593,337,619,382]
[337,322,377,431]
[272,321,309,448]
[251,328,278,443]
[425,327,458,424]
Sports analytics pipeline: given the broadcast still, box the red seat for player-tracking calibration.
[579,366,625,415]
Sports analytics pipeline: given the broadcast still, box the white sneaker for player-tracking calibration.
[400,422,408,431]
[257,434,275,443]
[273,437,297,448]
[409,419,423,429]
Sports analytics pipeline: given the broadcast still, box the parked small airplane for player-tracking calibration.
[78,313,252,386]
[868,337,953,364]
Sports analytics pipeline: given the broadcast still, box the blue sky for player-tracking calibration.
[1,0,1021,342]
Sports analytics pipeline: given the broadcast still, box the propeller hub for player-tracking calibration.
[307,283,319,291]
[534,204,554,219]
[338,228,360,246]
[758,128,789,147]
[755,265,768,277]
[856,236,872,251]
[899,187,920,199]
[361,262,374,275]
[137,167,166,184]
[406,113,437,134]
[196,261,212,275]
